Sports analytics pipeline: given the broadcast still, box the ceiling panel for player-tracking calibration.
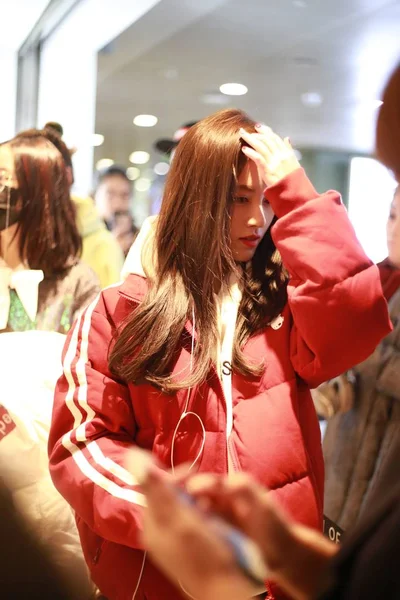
[95,0,400,168]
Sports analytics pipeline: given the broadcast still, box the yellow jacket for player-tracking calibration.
[72,195,124,289]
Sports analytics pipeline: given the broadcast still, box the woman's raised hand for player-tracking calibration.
[240,125,300,187]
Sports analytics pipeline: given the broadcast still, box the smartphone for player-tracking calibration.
[126,449,269,586]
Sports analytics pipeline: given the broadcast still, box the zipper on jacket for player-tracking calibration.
[93,546,101,565]
[211,368,240,474]
[119,293,238,475]
[92,539,107,565]
[227,435,240,472]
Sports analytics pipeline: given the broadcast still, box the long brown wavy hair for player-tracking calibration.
[1,130,81,276]
[109,109,288,393]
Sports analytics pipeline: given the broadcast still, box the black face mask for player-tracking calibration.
[0,186,20,232]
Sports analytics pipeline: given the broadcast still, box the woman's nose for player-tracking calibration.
[247,205,266,228]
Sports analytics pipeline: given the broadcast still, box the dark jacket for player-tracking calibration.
[323,261,400,530]
[318,485,400,600]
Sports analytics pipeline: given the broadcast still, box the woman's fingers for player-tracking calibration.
[254,124,284,154]
[241,145,264,165]
[241,146,269,185]
[284,136,292,150]
[142,466,178,522]
[240,127,280,158]
[240,125,300,187]
[240,128,271,156]
[187,474,293,568]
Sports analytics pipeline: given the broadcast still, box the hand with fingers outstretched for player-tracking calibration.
[240,125,301,188]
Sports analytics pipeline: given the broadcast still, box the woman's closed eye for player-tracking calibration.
[234,196,249,204]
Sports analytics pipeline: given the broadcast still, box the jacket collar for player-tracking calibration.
[118,273,149,304]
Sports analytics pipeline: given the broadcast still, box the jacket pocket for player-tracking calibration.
[92,538,108,565]
[76,516,108,568]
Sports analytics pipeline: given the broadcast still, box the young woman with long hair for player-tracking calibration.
[135,65,400,600]
[49,109,390,600]
[0,130,99,332]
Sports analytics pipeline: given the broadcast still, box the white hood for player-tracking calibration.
[121,215,157,280]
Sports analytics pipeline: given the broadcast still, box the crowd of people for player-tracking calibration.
[0,56,399,600]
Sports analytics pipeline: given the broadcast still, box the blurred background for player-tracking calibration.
[5,0,400,261]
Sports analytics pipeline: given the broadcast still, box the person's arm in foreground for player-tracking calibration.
[140,467,338,600]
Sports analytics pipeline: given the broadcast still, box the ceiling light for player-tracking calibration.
[134,178,152,192]
[133,114,158,127]
[92,133,104,147]
[219,83,248,96]
[96,158,114,170]
[301,92,323,107]
[154,162,170,176]
[201,93,230,105]
[126,167,141,181]
[129,151,150,165]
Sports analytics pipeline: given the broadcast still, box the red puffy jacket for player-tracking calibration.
[49,169,391,600]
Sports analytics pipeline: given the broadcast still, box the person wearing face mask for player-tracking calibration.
[0,130,99,333]
[321,182,400,531]
[154,121,198,163]
[48,108,390,600]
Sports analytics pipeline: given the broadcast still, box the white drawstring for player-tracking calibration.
[131,551,147,600]
[171,307,206,476]
[132,307,205,599]
[172,307,205,599]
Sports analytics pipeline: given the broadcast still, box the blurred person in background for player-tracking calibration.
[109,210,138,257]
[123,121,198,223]
[44,122,125,288]
[94,164,136,220]
[49,107,390,600]
[118,62,400,600]
[93,164,138,260]
[0,129,99,333]
[321,183,400,531]
[154,121,198,161]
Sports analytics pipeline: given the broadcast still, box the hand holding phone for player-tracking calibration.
[125,449,269,590]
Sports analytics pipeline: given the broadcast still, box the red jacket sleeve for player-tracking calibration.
[48,296,145,550]
[266,168,392,388]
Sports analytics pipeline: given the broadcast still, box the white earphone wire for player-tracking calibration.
[132,308,205,599]
[171,307,206,476]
